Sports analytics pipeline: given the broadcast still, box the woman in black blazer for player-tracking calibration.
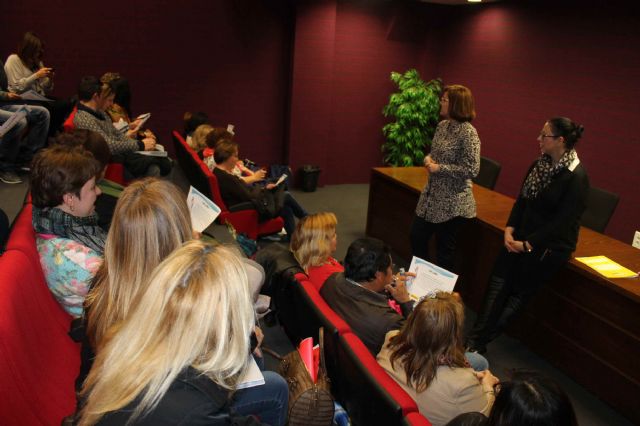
[466,117,589,354]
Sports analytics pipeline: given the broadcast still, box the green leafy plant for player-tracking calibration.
[382,69,442,166]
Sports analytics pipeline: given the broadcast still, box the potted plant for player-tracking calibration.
[382,69,442,166]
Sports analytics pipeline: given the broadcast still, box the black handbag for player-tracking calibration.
[252,185,285,221]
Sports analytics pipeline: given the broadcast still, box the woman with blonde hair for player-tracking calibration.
[377,292,499,426]
[82,178,288,425]
[189,123,214,151]
[79,241,263,425]
[86,177,192,346]
[290,212,343,290]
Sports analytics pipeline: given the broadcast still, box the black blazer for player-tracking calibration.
[507,160,589,253]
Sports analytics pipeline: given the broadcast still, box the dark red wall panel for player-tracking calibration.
[0,0,291,166]
[428,1,640,242]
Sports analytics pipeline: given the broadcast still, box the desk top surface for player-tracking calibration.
[373,167,640,301]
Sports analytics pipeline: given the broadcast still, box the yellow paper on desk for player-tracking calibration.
[575,256,639,279]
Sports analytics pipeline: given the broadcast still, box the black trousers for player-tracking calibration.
[467,246,570,350]
[410,215,466,271]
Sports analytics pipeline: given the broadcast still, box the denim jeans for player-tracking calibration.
[0,108,27,170]
[1,104,50,154]
[280,191,307,238]
[231,370,289,426]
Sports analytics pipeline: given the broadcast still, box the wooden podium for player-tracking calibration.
[366,167,640,424]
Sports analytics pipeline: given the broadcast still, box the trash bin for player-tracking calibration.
[300,165,321,192]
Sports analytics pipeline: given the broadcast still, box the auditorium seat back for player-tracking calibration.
[0,204,80,425]
[171,130,283,239]
[335,332,421,426]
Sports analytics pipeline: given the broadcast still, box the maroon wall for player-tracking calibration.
[1,0,292,166]
[288,0,427,185]
[425,0,640,242]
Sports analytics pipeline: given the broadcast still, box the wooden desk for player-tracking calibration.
[366,167,640,423]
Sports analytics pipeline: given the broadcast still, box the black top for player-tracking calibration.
[213,167,260,208]
[320,272,413,355]
[507,161,589,253]
[94,367,262,425]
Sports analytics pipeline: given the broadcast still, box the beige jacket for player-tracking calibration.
[377,331,494,426]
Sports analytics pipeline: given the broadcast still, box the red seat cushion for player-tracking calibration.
[335,332,418,424]
[0,250,80,425]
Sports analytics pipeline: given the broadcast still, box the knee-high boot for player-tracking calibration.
[466,274,509,352]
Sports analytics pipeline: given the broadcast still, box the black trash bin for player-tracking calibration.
[300,165,321,192]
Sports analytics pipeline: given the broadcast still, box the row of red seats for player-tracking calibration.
[286,272,432,426]
[171,131,283,240]
[0,202,80,425]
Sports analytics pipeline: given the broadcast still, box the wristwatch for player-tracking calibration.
[524,241,532,253]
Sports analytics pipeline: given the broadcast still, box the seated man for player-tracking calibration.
[322,237,490,371]
[320,237,413,355]
[72,76,169,177]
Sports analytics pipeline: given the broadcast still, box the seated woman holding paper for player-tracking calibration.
[377,292,499,426]
[214,139,306,240]
[466,117,589,354]
[79,241,283,425]
[290,212,343,290]
[30,145,106,317]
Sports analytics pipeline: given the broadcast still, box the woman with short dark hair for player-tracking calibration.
[214,139,307,239]
[30,145,105,317]
[467,117,589,354]
[410,84,481,271]
[377,292,499,426]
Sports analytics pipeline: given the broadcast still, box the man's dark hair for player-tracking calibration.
[183,111,210,136]
[78,76,114,102]
[344,237,391,283]
[54,130,111,169]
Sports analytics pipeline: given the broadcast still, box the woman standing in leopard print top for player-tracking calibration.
[410,85,480,271]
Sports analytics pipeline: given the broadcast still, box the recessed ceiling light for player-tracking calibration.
[468,0,482,2]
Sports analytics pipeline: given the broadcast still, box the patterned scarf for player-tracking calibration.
[32,206,106,254]
[521,149,577,199]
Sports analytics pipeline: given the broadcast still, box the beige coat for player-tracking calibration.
[377,331,494,426]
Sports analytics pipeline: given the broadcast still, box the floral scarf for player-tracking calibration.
[521,149,577,199]
[32,206,106,254]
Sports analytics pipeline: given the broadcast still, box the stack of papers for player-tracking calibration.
[575,256,638,279]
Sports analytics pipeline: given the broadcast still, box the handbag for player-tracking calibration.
[252,185,285,221]
[263,328,335,426]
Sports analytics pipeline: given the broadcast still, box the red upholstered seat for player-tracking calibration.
[172,130,283,239]
[62,105,78,133]
[103,162,126,186]
[335,332,420,425]
[0,233,80,424]
[402,412,433,426]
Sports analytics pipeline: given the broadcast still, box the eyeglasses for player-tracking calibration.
[539,133,559,139]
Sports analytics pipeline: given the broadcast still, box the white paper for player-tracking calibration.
[406,256,458,301]
[227,123,235,135]
[136,112,151,128]
[0,107,27,138]
[237,356,265,389]
[113,118,129,133]
[187,186,221,232]
[275,174,287,186]
[135,144,167,157]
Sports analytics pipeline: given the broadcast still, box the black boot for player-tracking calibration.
[466,274,509,353]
